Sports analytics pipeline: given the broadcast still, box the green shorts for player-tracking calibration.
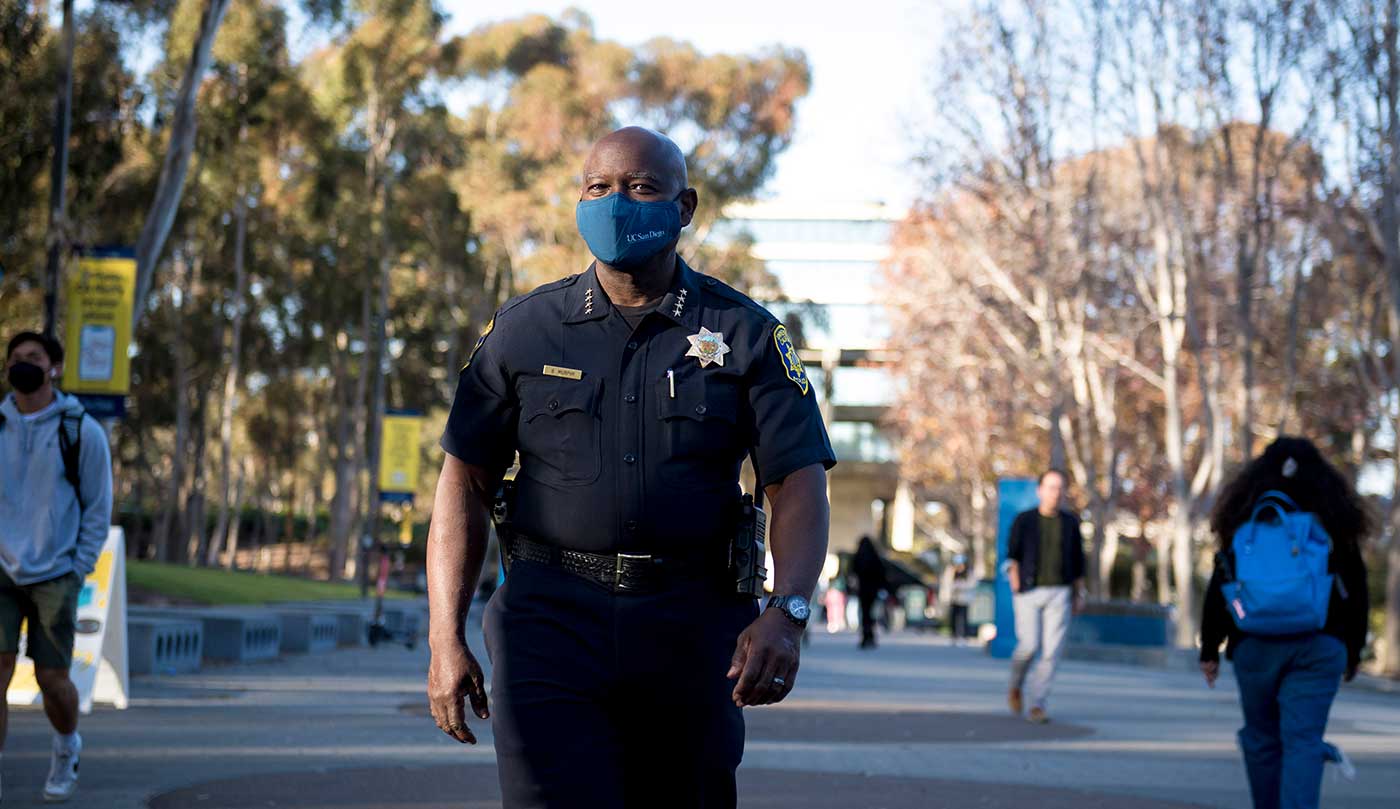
[0,569,82,670]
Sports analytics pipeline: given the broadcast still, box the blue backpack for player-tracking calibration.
[1220,491,1334,636]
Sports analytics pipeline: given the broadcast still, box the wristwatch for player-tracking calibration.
[766,594,811,628]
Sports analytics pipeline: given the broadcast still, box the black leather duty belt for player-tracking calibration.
[505,534,715,594]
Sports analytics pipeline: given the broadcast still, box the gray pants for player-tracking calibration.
[1009,585,1072,711]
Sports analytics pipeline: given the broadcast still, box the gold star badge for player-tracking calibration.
[685,326,731,368]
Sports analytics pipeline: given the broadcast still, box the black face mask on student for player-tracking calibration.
[6,361,46,394]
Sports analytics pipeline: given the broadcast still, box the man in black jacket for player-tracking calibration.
[1003,470,1085,723]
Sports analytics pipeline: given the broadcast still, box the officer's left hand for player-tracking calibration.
[728,608,801,707]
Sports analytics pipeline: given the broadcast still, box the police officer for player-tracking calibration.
[425,126,835,809]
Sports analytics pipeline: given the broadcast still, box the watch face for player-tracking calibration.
[788,597,810,621]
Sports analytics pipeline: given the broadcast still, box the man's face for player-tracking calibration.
[579,134,697,226]
[5,339,57,392]
[1038,472,1065,512]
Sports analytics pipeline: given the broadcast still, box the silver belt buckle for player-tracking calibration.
[615,553,652,592]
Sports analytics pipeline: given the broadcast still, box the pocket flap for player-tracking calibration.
[522,376,599,422]
[657,376,738,423]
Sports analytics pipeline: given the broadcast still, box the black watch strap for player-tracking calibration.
[767,594,810,627]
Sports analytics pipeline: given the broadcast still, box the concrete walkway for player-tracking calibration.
[3,629,1397,808]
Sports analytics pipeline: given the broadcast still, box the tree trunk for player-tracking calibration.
[223,459,248,570]
[208,179,249,566]
[1377,0,1400,678]
[1380,349,1400,675]
[1170,503,1197,645]
[970,482,989,578]
[1155,531,1173,606]
[152,249,191,562]
[183,401,208,564]
[1276,243,1307,434]
[1157,231,1198,645]
[328,403,358,580]
[1237,249,1256,459]
[361,102,397,587]
[132,0,233,323]
[1383,536,1400,675]
[42,0,74,338]
[1131,536,1149,603]
[1099,519,1120,600]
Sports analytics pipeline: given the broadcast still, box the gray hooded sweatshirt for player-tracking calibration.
[0,391,112,584]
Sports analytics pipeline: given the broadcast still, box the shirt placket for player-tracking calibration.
[616,318,647,548]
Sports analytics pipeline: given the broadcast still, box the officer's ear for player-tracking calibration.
[678,188,698,228]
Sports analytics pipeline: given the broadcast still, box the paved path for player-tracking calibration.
[4,628,1397,808]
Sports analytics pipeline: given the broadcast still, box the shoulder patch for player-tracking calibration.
[462,315,495,371]
[772,324,809,396]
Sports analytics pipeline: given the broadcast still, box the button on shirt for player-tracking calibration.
[441,259,837,554]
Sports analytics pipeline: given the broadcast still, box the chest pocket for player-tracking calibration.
[655,373,743,484]
[518,376,603,486]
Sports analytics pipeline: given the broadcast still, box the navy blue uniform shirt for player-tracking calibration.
[441,258,837,555]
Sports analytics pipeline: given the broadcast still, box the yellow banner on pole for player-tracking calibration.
[61,253,135,395]
[379,413,424,497]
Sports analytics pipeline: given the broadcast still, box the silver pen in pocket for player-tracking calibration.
[667,369,675,398]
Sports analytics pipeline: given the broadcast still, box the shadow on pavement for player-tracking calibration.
[398,701,1094,744]
[148,764,1209,809]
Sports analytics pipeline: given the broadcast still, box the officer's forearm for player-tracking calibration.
[427,455,495,647]
[762,463,829,599]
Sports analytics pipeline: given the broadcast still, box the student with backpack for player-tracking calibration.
[1200,437,1371,809]
[0,332,112,803]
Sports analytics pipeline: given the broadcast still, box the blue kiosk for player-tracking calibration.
[988,477,1039,659]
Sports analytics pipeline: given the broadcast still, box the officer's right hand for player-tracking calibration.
[427,640,489,744]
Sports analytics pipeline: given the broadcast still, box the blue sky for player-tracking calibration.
[441,1,945,209]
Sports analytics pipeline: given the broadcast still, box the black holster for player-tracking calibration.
[730,493,767,598]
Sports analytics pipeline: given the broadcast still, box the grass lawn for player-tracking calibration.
[128,560,411,606]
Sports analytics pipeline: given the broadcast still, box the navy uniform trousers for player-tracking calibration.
[484,559,758,809]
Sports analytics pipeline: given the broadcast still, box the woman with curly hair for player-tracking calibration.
[1200,437,1371,809]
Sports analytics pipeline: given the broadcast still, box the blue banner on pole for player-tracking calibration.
[379,491,414,505]
[989,477,1039,659]
[75,394,125,420]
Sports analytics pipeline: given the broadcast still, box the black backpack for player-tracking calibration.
[0,407,85,509]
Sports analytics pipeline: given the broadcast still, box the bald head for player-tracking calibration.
[582,127,690,198]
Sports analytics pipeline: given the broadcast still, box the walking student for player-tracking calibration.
[1004,469,1086,723]
[0,332,113,803]
[1200,437,1370,809]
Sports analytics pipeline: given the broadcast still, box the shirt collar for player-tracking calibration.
[562,264,612,324]
[653,257,702,331]
[561,258,704,329]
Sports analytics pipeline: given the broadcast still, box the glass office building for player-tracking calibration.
[714,202,904,551]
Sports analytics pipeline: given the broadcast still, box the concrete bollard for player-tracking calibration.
[129,617,204,675]
[277,611,339,654]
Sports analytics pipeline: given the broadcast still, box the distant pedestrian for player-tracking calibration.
[945,556,973,644]
[0,332,112,803]
[821,578,847,633]
[852,536,888,649]
[1004,469,1086,723]
[1200,437,1370,809]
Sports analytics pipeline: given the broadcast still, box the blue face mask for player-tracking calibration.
[575,192,684,268]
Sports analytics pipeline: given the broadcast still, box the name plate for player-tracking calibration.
[543,365,583,380]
